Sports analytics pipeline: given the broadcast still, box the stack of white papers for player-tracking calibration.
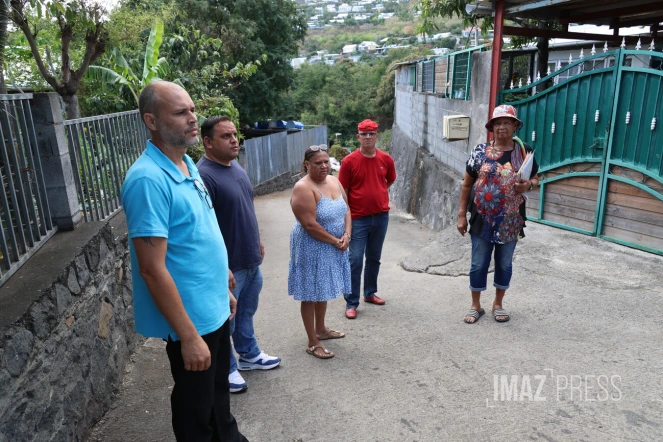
[518,152,534,180]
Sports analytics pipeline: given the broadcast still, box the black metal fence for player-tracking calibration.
[64,110,149,222]
[0,94,55,285]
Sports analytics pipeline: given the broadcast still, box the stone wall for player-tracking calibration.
[253,171,304,197]
[0,215,136,442]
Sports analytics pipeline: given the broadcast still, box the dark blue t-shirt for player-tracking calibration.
[196,156,263,271]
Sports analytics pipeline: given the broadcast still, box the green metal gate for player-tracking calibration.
[500,46,663,255]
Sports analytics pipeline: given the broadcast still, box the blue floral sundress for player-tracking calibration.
[288,184,351,301]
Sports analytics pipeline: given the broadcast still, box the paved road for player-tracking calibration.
[91,189,663,442]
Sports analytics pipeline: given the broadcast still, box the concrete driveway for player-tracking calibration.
[90,189,663,442]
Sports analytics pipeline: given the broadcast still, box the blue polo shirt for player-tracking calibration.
[121,141,230,340]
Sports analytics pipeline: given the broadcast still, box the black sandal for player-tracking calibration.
[492,308,510,322]
[464,308,485,324]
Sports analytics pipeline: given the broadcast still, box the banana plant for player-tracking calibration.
[87,20,179,105]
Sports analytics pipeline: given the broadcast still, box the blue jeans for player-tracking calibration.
[469,234,518,291]
[229,267,263,374]
[345,212,389,308]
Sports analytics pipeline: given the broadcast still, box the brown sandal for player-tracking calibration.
[306,345,335,359]
[317,329,345,340]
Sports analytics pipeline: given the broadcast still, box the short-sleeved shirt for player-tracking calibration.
[466,141,539,244]
[338,149,396,219]
[196,157,262,272]
[122,141,230,340]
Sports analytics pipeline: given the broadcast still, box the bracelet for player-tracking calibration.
[343,232,351,238]
[528,181,533,191]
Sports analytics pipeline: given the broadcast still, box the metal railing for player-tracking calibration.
[244,126,327,185]
[0,93,56,285]
[64,110,149,222]
[410,44,490,99]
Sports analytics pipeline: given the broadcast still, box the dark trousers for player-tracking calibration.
[345,212,390,308]
[166,321,248,442]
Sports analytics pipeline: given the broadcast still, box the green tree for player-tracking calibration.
[9,0,109,118]
[0,0,9,93]
[84,18,261,117]
[439,36,456,50]
[173,0,307,125]
[162,25,263,101]
[280,58,386,141]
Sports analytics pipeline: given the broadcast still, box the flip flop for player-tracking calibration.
[317,329,345,340]
[306,345,335,359]
[464,308,485,324]
[492,308,510,322]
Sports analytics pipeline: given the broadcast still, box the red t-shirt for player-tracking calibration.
[338,149,397,220]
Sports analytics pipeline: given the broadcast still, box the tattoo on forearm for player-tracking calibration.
[141,237,156,247]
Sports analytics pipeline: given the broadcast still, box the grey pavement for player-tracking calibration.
[90,189,663,442]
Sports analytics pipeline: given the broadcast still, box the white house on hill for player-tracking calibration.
[358,41,379,52]
[342,44,358,54]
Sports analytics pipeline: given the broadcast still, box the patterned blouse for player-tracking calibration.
[466,141,539,244]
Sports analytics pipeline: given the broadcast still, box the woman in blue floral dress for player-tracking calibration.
[289,145,351,359]
[457,105,540,324]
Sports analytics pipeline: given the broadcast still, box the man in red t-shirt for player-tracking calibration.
[338,119,397,319]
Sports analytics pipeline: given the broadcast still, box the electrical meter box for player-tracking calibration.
[443,115,470,140]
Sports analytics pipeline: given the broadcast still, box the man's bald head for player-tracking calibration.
[139,81,187,122]
[138,81,198,149]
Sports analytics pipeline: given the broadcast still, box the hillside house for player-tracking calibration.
[342,44,358,54]
[462,27,481,38]
[358,41,379,52]
[432,32,452,40]
[290,57,307,69]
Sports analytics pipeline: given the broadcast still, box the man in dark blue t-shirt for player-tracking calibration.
[197,116,281,394]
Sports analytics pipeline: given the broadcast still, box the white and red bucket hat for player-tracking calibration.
[485,104,524,131]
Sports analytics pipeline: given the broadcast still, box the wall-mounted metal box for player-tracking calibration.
[443,115,470,140]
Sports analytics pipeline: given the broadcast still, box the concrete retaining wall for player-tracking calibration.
[0,215,136,442]
[253,172,304,197]
[389,124,463,231]
[390,51,492,230]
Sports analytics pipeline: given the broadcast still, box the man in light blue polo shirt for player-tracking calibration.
[121,81,248,442]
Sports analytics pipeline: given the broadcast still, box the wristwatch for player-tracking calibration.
[528,181,534,191]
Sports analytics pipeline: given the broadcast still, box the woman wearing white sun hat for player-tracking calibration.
[457,104,540,324]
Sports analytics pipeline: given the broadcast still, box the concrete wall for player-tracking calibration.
[390,124,463,231]
[0,215,136,442]
[394,51,491,176]
[390,51,492,230]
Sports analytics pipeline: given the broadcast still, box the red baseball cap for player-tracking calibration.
[358,119,378,132]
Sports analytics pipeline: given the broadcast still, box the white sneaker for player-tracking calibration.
[228,370,248,394]
[238,351,281,371]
